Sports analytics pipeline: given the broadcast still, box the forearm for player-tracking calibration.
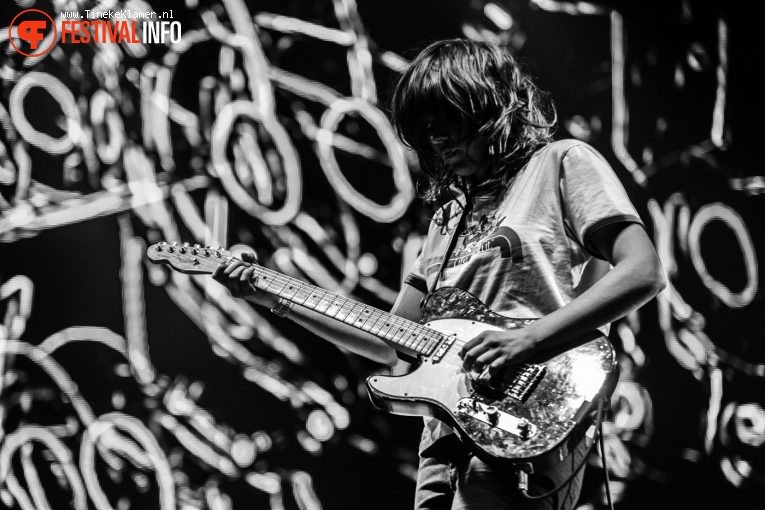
[527,259,666,351]
[278,302,400,366]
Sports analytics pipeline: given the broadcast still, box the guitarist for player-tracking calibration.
[214,39,666,510]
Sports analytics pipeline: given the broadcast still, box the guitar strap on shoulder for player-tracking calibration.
[428,188,473,295]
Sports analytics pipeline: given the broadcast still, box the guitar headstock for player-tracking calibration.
[146,241,233,275]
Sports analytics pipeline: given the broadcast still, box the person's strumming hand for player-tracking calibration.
[459,329,539,381]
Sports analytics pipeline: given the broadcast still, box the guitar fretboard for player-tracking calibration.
[249,265,444,357]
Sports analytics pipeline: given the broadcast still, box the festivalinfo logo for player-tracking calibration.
[9,8,182,57]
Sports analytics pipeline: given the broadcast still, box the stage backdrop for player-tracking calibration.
[0,1,762,509]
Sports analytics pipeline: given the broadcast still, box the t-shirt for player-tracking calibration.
[403,139,644,455]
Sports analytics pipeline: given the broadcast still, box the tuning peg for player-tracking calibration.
[194,244,201,249]
[155,245,163,252]
[179,247,187,254]
[168,246,175,253]
[183,242,190,247]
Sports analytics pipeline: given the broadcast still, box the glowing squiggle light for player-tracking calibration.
[687,203,757,308]
[317,98,413,222]
[711,18,727,148]
[609,11,644,185]
[9,71,81,151]
[0,426,87,510]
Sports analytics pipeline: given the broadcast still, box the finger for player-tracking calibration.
[223,259,244,275]
[462,342,492,372]
[487,356,508,387]
[228,266,246,280]
[242,252,258,264]
[212,263,226,279]
[475,349,500,372]
[240,268,257,292]
[460,332,487,358]
[487,355,509,378]
[241,266,256,285]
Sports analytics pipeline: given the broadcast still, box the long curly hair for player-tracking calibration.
[390,39,556,214]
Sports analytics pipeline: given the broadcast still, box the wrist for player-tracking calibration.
[522,321,546,350]
[271,298,293,319]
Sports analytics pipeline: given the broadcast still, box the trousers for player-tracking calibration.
[414,434,588,510]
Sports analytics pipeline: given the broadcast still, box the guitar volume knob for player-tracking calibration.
[485,406,499,425]
[517,418,530,438]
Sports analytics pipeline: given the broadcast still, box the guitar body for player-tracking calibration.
[366,287,618,472]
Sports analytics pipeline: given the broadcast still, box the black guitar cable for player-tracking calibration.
[598,411,614,510]
[517,395,614,510]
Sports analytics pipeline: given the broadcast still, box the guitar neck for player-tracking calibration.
[249,265,442,358]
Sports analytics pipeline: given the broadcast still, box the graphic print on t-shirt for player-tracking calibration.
[423,215,524,280]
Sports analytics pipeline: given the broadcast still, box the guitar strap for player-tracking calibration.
[427,187,473,295]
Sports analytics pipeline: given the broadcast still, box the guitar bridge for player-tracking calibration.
[470,363,547,403]
[456,398,538,439]
[506,364,546,402]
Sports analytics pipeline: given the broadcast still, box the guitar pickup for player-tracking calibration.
[457,398,538,440]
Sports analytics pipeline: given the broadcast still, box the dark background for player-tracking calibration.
[1,0,763,509]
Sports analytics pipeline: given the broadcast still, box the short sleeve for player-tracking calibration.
[403,250,428,294]
[560,143,644,259]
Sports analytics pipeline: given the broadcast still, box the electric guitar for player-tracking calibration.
[147,241,618,472]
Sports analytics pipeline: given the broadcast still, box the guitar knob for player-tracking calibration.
[485,406,499,425]
[518,418,530,438]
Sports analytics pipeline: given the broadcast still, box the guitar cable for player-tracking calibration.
[517,395,614,510]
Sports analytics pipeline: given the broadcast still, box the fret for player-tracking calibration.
[258,272,286,294]
[344,303,367,326]
[407,329,427,350]
[291,285,313,305]
[374,317,397,339]
[421,333,442,355]
[409,327,425,351]
[303,288,325,309]
[334,299,355,321]
[358,309,378,332]
[278,278,301,300]
[314,292,335,313]
[367,313,388,336]
[402,329,420,348]
[423,336,442,356]
[418,327,441,353]
[326,298,346,317]
[387,323,410,347]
